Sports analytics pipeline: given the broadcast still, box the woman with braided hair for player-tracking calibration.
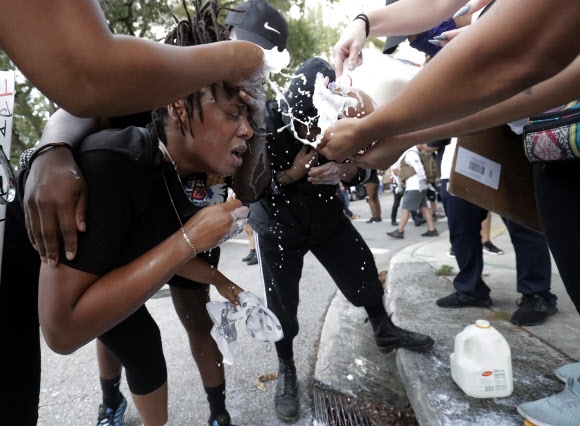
[92,5,271,426]
[0,1,271,425]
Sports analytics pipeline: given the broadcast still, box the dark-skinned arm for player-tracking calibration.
[38,198,242,355]
[231,88,270,202]
[177,257,244,306]
[23,109,105,266]
[0,0,264,117]
[320,0,580,162]
[351,55,580,170]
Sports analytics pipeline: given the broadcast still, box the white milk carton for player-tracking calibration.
[450,319,513,398]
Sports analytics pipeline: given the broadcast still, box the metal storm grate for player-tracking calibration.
[313,385,372,426]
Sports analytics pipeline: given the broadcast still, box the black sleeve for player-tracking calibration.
[58,149,152,276]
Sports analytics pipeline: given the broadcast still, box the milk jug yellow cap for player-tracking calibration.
[475,319,491,328]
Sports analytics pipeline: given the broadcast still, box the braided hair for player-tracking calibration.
[150,0,240,142]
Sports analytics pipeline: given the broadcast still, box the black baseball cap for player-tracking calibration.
[382,0,407,54]
[281,57,335,126]
[225,0,288,51]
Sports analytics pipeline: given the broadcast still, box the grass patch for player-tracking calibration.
[435,265,455,276]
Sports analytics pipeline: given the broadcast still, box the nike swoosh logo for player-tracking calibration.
[263,22,280,34]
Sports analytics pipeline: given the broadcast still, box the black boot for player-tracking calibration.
[208,410,237,426]
[242,249,256,262]
[370,314,434,353]
[246,250,258,266]
[275,358,299,422]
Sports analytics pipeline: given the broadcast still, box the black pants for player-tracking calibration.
[0,200,167,425]
[0,200,41,426]
[534,162,580,313]
[440,179,553,301]
[391,190,403,222]
[255,210,384,346]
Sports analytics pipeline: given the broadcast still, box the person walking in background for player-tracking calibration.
[365,169,382,223]
[338,182,360,220]
[390,169,404,226]
[390,162,422,227]
[241,224,258,266]
[481,211,504,255]
[387,145,438,239]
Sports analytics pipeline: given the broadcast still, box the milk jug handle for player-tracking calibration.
[454,331,468,361]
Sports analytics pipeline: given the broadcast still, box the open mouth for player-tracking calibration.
[231,145,247,158]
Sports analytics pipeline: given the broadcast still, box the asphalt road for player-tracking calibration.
[37,190,449,426]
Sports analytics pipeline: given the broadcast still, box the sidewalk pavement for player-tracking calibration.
[315,218,580,425]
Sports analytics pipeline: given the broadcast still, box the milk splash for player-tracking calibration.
[266,71,351,148]
[311,73,358,147]
[261,51,382,149]
[265,71,318,147]
[262,47,291,75]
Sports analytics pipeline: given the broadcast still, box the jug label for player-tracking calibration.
[478,369,507,392]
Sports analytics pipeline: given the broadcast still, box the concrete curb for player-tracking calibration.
[387,240,576,425]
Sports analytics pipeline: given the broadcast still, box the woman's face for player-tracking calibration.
[188,87,253,176]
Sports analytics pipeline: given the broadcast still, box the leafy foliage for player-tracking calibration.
[99,0,178,38]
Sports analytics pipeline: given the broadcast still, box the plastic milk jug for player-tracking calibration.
[450,320,513,398]
[335,53,422,107]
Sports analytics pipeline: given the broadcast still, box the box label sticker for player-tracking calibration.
[454,147,501,189]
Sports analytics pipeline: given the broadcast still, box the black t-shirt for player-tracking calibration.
[47,127,201,275]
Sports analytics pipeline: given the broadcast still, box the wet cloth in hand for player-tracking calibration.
[206,291,284,365]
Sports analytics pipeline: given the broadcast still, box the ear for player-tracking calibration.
[168,100,189,130]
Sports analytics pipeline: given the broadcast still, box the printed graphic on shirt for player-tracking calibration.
[182,173,228,207]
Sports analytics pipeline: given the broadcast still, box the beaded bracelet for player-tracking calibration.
[27,141,74,169]
[354,13,370,38]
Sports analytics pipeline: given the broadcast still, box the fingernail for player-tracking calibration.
[453,4,470,18]
[47,258,56,267]
[348,63,355,71]
[66,251,75,261]
[433,35,448,41]
[428,39,442,46]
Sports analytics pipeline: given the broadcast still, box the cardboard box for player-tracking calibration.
[448,126,542,233]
